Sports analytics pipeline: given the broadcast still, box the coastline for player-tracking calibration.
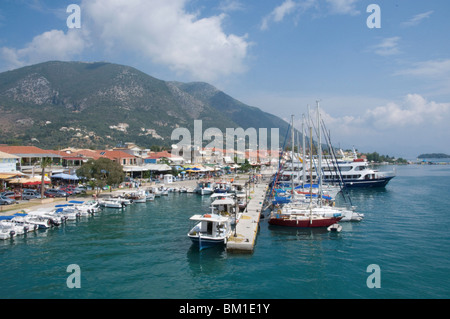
[0,176,249,217]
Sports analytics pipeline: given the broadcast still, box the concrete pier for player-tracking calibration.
[226,173,272,253]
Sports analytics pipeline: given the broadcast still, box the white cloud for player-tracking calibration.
[394,59,450,78]
[260,0,360,31]
[371,37,401,56]
[402,10,433,27]
[364,94,450,128]
[315,94,450,156]
[218,0,245,12]
[261,0,298,30]
[325,0,360,16]
[82,0,250,81]
[0,29,87,70]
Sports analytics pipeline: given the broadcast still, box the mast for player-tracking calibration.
[302,114,306,185]
[309,126,313,208]
[317,100,322,207]
[291,114,295,202]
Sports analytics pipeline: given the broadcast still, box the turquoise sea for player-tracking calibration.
[1,164,449,299]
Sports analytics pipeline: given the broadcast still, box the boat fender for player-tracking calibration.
[10,230,15,237]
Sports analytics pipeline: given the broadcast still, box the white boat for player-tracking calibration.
[21,214,53,229]
[187,213,232,251]
[145,191,155,201]
[0,223,16,239]
[210,197,241,225]
[151,187,162,197]
[69,200,101,214]
[179,187,187,193]
[99,198,126,208]
[9,216,38,233]
[53,206,81,220]
[26,210,65,225]
[280,153,395,188]
[1,220,25,236]
[195,181,215,195]
[327,223,342,232]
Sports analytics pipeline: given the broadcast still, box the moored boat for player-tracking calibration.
[187,213,231,251]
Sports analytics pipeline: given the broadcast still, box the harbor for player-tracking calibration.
[1,164,449,299]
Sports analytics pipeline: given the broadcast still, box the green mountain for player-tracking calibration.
[0,61,290,150]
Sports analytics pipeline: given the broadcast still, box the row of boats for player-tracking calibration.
[267,103,394,230]
[186,103,397,250]
[0,200,101,240]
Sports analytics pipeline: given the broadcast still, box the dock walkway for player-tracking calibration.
[226,172,273,253]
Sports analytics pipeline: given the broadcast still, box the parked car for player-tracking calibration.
[59,187,73,195]
[1,191,17,200]
[44,189,68,198]
[0,195,16,205]
[22,190,43,200]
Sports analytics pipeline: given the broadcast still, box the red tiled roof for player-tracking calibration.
[146,151,172,159]
[95,150,136,160]
[0,146,56,155]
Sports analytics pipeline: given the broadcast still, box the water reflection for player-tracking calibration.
[186,244,227,275]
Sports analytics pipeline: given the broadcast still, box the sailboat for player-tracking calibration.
[268,107,346,228]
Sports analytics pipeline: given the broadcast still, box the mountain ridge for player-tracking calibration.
[0,61,290,150]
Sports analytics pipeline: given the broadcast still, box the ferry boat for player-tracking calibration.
[279,156,395,188]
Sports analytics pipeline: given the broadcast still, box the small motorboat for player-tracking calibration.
[327,223,342,232]
[187,213,231,251]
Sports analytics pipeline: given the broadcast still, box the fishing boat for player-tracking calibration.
[214,181,231,193]
[196,181,215,195]
[187,213,231,251]
[210,197,241,225]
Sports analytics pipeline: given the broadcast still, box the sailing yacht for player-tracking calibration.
[269,105,360,228]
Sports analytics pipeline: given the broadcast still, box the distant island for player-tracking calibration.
[417,153,450,159]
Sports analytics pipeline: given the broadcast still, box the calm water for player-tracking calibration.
[1,165,449,299]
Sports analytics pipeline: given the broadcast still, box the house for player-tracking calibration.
[0,146,62,171]
[0,151,20,173]
[113,142,150,165]
[95,150,138,166]
[145,151,173,164]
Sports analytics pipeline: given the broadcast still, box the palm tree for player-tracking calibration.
[40,157,53,199]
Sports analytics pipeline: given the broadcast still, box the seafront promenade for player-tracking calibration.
[0,173,266,216]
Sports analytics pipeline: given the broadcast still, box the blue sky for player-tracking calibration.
[1,0,449,159]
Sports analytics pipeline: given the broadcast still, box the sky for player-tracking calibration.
[1,0,449,159]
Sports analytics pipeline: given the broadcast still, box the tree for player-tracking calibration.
[40,157,53,199]
[76,158,125,195]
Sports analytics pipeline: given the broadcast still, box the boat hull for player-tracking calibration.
[268,216,342,228]
[340,176,394,188]
[189,236,226,250]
